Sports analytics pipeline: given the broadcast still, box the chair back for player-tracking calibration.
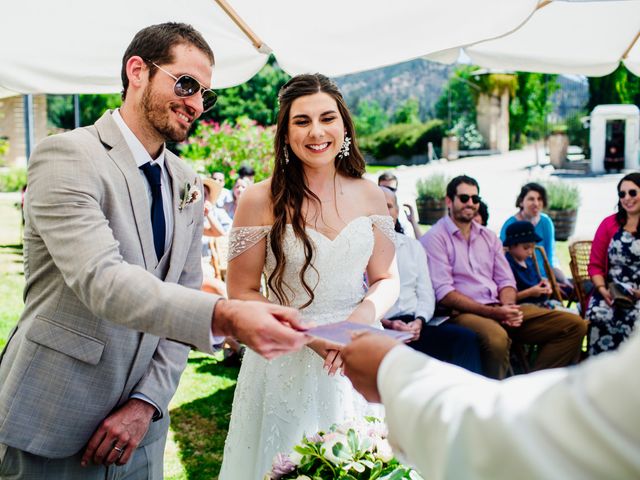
[569,240,593,315]
[533,245,564,302]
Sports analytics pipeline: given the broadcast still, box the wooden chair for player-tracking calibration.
[511,245,564,375]
[533,245,564,302]
[569,240,593,316]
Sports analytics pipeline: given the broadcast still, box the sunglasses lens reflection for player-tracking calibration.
[175,76,199,96]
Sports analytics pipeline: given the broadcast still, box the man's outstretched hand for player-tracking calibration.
[213,299,310,359]
[342,332,400,403]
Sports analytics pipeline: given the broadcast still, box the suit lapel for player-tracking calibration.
[94,112,157,270]
[164,152,192,282]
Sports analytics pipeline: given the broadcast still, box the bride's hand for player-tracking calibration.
[324,350,344,376]
[308,339,343,375]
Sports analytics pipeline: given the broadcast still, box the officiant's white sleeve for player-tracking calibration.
[377,332,640,480]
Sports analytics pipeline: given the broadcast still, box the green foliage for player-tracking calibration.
[0,167,27,192]
[475,73,517,97]
[0,138,8,167]
[588,65,640,111]
[435,65,478,130]
[541,181,581,211]
[205,56,290,126]
[416,173,449,200]
[451,120,485,150]
[179,117,274,187]
[47,94,122,129]
[392,98,421,124]
[267,419,422,479]
[362,120,445,159]
[353,99,389,137]
[565,112,589,152]
[510,73,560,147]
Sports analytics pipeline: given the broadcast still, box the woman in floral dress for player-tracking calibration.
[587,172,640,355]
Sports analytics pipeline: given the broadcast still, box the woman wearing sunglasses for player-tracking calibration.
[586,172,640,355]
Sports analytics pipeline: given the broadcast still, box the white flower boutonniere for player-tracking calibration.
[179,178,201,211]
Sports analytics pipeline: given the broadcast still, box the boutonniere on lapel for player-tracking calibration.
[179,178,201,211]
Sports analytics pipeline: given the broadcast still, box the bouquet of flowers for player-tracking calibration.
[264,417,423,480]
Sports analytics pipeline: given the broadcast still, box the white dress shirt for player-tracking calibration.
[385,233,435,321]
[378,330,640,480]
[112,109,173,257]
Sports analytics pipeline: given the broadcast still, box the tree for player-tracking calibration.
[509,73,559,147]
[47,94,122,129]
[353,99,388,136]
[434,65,479,131]
[587,65,640,111]
[392,98,420,124]
[205,56,290,126]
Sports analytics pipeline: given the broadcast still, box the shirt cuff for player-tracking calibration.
[377,344,408,393]
[210,297,227,351]
[130,393,162,421]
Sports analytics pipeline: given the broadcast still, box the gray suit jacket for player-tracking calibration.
[0,111,218,458]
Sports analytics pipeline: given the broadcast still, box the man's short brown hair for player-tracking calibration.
[121,22,214,100]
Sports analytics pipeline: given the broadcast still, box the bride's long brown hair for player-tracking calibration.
[269,74,366,308]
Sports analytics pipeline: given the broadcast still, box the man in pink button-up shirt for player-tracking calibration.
[421,175,587,379]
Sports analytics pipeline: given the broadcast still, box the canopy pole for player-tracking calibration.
[73,94,81,128]
[622,30,640,59]
[23,94,35,164]
[214,0,264,51]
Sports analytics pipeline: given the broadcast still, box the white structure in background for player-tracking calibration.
[589,104,640,173]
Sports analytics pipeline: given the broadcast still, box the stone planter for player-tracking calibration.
[416,197,447,225]
[442,136,459,160]
[547,209,577,241]
[548,132,569,169]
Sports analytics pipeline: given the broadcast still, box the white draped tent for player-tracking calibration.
[0,0,543,93]
[431,0,640,77]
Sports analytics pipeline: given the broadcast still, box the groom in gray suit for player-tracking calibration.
[0,23,307,479]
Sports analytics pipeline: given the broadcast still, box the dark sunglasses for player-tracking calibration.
[151,62,217,113]
[618,189,638,199]
[456,194,481,204]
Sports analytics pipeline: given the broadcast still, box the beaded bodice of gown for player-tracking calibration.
[219,215,393,480]
[228,215,395,322]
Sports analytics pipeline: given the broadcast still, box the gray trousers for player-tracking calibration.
[0,435,165,480]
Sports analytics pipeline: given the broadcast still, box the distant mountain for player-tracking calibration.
[334,59,589,122]
[334,59,454,121]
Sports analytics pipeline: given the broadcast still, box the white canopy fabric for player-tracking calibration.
[0,0,540,94]
[462,0,640,77]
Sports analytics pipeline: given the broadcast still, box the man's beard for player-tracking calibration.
[140,85,190,143]
[453,207,476,223]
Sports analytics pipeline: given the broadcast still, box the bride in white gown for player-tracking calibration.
[218,74,399,479]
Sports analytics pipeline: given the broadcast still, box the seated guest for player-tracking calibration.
[504,221,553,306]
[380,186,483,374]
[212,170,233,209]
[421,175,587,379]
[201,178,228,296]
[500,182,572,296]
[378,171,422,238]
[474,199,489,226]
[238,164,256,183]
[224,177,249,220]
[587,172,640,356]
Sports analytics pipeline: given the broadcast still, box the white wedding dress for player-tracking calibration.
[218,215,394,480]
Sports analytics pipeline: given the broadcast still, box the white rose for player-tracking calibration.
[289,450,303,466]
[375,438,394,463]
[295,476,312,480]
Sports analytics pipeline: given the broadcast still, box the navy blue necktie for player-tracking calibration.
[139,162,166,260]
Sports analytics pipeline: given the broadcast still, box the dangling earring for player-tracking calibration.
[284,145,290,165]
[338,135,351,159]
